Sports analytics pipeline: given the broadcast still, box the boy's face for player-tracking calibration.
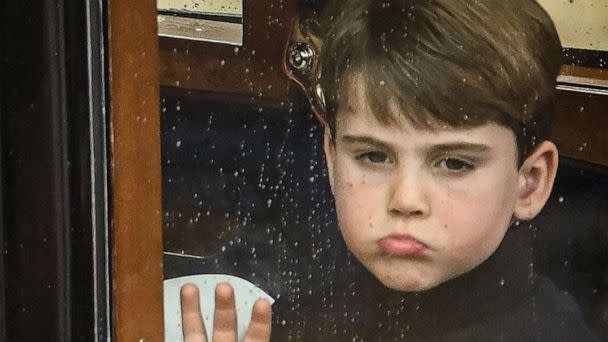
[324,77,524,292]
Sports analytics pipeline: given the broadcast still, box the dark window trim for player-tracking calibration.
[87,0,112,339]
[1,0,111,340]
[0,36,6,342]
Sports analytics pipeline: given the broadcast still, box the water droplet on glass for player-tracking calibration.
[578,142,587,152]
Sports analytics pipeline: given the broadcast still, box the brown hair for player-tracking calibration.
[314,0,562,165]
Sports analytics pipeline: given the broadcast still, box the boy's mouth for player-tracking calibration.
[378,234,428,256]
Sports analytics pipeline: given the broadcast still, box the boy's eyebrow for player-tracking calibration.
[340,135,491,154]
[340,135,394,151]
[427,143,491,154]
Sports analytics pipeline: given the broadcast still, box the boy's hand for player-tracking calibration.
[180,283,272,342]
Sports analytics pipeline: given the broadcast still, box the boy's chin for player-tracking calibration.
[375,273,443,293]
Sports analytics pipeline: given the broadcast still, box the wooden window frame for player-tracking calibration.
[108,0,163,340]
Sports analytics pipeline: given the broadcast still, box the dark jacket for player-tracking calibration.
[271,227,599,341]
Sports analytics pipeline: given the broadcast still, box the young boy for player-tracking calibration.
[180,0,598,340]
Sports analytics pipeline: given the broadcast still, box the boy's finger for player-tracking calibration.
[243,299,272,342]
[180,283,207,342]
[212,283,238,342]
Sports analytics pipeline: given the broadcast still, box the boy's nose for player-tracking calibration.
[387,169,430,218]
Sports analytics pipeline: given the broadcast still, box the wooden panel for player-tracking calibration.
[107,0,164,340]
[553,66,608,168]
[560,65,608,81]
[553,90,608,167]
[159,0,297,100]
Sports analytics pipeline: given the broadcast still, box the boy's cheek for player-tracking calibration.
[439,172,517,212]
[334,180,382,231]
[334,176,385,212]
[334,165,372,195]
[438,199,512,259]
[334,185,372,218]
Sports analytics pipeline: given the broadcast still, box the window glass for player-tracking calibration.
[160,1,607,340]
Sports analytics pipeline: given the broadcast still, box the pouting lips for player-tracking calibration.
[378,235,428,256]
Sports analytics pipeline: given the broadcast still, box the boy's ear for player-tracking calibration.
[323,128,336,195]
[514,141,559,220]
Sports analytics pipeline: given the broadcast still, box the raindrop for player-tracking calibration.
[578,142,587,152]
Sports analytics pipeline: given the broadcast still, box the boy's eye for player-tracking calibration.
[357,151,390,164]
[439,158,473,171]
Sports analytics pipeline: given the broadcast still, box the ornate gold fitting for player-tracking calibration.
[282,17,328,128]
